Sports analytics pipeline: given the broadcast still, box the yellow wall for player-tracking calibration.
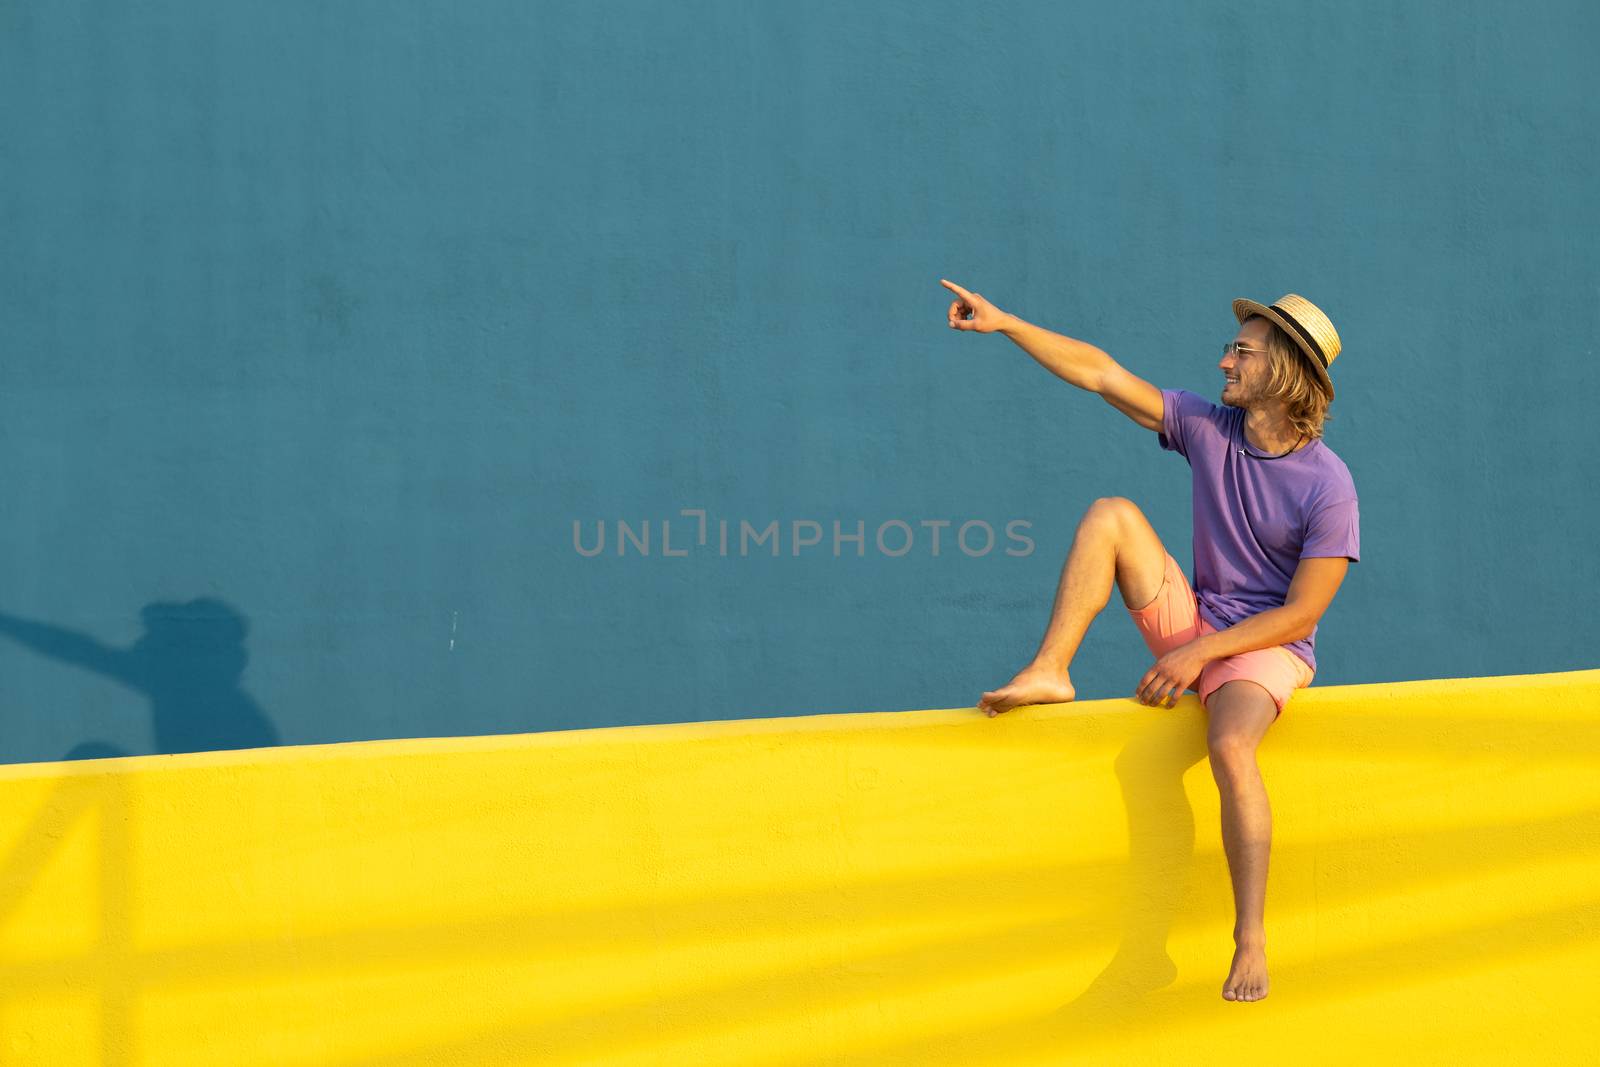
[2,669,1597,1064]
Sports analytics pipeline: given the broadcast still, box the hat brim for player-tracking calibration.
[1233,298,1335,399]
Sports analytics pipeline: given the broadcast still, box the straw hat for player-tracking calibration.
[1232,293,1341,399]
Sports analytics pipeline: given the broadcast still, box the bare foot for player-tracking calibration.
[1221,941,1269,1002]
[978,665,1075,717]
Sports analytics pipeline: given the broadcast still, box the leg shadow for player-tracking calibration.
[1059,704,1207,1025]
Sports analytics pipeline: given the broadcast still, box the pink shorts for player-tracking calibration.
[1127,553,1314,718]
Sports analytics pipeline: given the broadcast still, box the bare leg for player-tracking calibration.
[979,497,1170,716]
[1206,680,1278,1002]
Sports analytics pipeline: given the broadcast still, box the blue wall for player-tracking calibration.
[2,0,1595,763]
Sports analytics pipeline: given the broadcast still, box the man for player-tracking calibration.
[940,279,1359,1004]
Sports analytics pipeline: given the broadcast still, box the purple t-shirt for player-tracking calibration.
[1158,388,1359,675]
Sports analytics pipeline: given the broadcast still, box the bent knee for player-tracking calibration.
[1082,496,1146,532]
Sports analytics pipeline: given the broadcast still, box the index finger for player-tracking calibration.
[939,278,973,300]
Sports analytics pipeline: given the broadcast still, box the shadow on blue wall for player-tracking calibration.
[0,599,278,759]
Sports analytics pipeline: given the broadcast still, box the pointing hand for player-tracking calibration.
[940,279,1010,334]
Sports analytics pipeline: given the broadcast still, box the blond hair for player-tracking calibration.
[1250,315,1333,441]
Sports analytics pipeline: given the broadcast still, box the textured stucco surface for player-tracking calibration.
[1,1,1596,762]
[1,668,1596,1063]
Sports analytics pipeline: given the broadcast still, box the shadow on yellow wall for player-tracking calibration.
[1,668,1596,1064]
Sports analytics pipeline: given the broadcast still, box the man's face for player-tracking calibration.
[1219,317,1274,408]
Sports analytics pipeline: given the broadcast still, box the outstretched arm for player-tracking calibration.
[0,610,142,688]
[940,279,1164,432]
